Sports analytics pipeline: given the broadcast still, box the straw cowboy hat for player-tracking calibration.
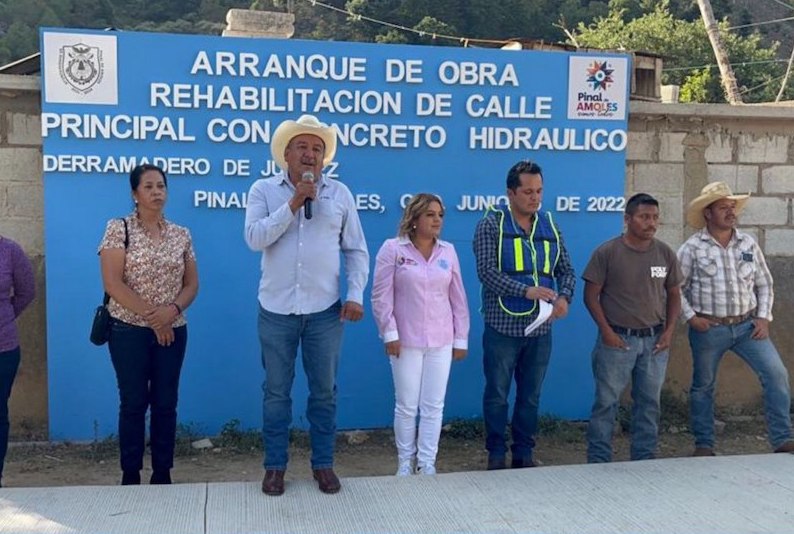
[270,114,337,171]
[686,181,750,229]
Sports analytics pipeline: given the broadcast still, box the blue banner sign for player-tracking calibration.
[40,28,630,439]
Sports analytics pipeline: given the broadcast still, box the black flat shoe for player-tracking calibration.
[121,471,141,485]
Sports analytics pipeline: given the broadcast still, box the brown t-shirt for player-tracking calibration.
[582,236,682,329]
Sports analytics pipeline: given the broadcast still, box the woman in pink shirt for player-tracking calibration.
[371,193,470,476]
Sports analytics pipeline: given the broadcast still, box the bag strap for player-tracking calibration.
[102,218,129,306]
[121,217,129,249]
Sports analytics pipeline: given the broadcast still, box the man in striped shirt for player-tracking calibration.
[678,182,793,456]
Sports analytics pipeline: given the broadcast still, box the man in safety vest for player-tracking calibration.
[473,160,576,470]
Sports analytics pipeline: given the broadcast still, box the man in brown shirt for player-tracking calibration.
[582,193,682,463]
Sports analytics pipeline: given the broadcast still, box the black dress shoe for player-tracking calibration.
[261,470,285,496]
[312,468,341,494]
[511,457,536,469]
[486,456,506,470]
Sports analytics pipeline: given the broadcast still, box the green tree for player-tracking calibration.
[3,21,37,60]
[198,0,250,23]
[0,0,785,82]
[678,67,711,102]
[70,0,116,28]
[607,0,733,23]
[570,2,782,103]
[411,16,457,45]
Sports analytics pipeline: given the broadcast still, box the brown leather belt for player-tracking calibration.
[695,312,754,325]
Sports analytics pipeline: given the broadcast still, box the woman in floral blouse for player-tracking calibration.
[99,164,199,485]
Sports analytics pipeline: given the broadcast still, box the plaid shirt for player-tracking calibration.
[678,228,774,321]
[473,211,576,338]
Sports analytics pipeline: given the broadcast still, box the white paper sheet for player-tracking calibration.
[524,300,554,336]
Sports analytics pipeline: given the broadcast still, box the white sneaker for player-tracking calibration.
[417,463,436,475]
[395,459,413,476]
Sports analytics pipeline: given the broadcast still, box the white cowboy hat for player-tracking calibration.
[270,114,337,171]
[686,181,750,229]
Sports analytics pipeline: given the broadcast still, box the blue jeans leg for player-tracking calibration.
[0,347,21,482]
[729,321,792,448]
[688,319,792,449]
[300,301,343,469]
[629,339,668,461]
[482,326,520,458]
[587,334,635,463]
[109,321,187,473]
[259,306,300,471]
[511,333,551,461]
[259,302,343,470]
[148,326,187,472]
[109,322,153,473]
[688,326,729,449]
[482,325,551,460]
[587,334,667,463]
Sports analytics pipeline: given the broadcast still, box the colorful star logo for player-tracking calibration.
[586,61,614,91]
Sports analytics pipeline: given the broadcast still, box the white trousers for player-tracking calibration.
[390,345,453,468]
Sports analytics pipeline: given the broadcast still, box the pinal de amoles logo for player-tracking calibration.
[567,55,625,120]
[574,59,619,117]
[586,60,614,91]
[58,43,104,94]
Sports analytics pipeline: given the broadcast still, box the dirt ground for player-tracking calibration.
[2,414,779,488]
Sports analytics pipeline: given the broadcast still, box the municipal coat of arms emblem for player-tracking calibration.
[58,43,104,94]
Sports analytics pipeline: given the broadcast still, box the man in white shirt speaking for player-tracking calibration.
[244,114,370,496]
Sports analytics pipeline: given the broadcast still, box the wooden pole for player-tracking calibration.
[696,0,742,104]
[775,43,794,102]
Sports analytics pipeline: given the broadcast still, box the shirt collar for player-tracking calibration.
[396,235,447,248]
[131,210,167,231]
[697,227,745,246]
[277,170,327,188]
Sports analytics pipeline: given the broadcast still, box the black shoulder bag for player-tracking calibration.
[90,218,129,346]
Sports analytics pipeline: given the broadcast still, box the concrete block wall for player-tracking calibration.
[628,101,794,410]
[0,74,48,438]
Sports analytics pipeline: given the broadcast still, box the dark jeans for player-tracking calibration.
[109,320,187,473]
[482,325,552,461]
[0,347,21,482]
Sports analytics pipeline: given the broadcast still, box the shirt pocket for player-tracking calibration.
[314,199,344,233]
[695,251,718,277]
[737,256,756,281]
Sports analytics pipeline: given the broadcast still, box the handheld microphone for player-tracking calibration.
[301,171,314,220]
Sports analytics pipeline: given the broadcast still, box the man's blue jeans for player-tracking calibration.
[482,325,551,462]
[258,301,343,471]
[587,333,669,463]
[689,319,792,449]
